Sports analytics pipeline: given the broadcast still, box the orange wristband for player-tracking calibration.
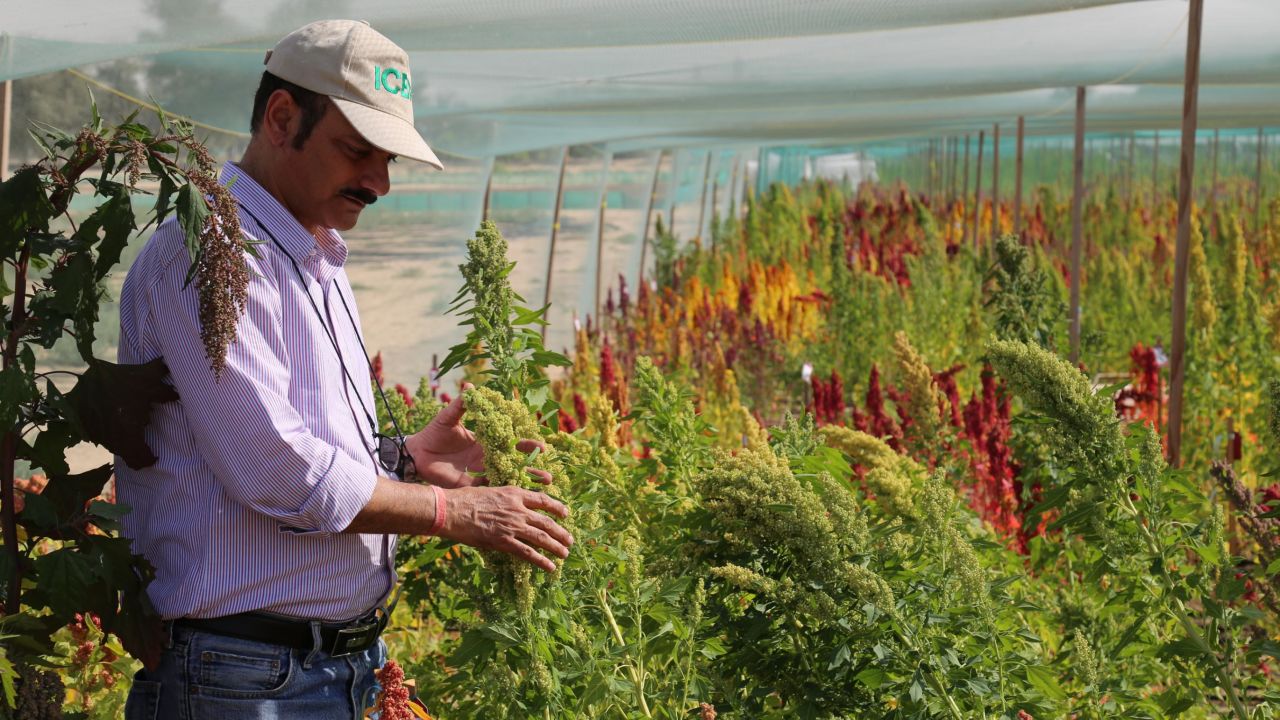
[428,485,447,536]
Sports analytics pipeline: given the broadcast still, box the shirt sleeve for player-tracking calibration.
[143,240,377,534]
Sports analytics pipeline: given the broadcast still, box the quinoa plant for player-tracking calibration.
[988,337,1271,719]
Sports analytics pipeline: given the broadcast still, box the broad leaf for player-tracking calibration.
[0,167,54,258]
[65,359,179,469]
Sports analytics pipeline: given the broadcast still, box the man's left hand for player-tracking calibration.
[404,384,552,488]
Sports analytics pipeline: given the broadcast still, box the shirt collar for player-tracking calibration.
[220,162,350,278]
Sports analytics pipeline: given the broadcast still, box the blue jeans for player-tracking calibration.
[123,624,387,720]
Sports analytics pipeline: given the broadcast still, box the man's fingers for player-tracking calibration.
[500,536,557,573]
[525,467,553,485]
[526,510,575,549]
[521,488,569,518]
[515,438,545,454]
[433,382,474,428]
[516,524,570,560]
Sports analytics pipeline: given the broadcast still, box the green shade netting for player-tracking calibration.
[5,0,1280,155]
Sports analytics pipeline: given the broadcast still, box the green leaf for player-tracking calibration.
[1158,637,1206,660]
[108,564,165,671]
[176,182,210,285]
[0,167,55,258]
[0,364,33,428]
[27,420,75,477]
[41,464,113,526]
[827,643,851,670]
[65,359,179,469]
[18,493,58,532]
[1024,665,1066,701]
[854,666,887,689]
[86,187,136,280]
[87,500,130,521]
[34,548,101,616]
[0,648,14,708]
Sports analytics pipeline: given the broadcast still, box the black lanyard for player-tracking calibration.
[235,202,409,472]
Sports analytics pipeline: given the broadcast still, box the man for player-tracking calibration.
[117,19,574,719]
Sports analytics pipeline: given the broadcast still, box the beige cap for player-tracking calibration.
[265,19,443,169]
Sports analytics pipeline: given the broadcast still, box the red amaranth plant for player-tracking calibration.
[1115,343,1163,432]
[374,659,413,720]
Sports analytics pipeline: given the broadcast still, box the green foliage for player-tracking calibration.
[0,102,247,711]
[438,220,569,401]
[988,337,1269,718]
[985,234,1063,349]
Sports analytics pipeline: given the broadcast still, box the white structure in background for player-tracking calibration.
[814,153,876,184]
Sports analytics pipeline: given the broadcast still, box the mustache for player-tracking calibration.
[339,188,378,206]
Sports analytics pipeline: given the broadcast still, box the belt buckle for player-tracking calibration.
[327,621,379,658]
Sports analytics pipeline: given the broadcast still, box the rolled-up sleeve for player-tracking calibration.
[145,244,376,534]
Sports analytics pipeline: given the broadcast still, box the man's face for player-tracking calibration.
[278,99,396,234]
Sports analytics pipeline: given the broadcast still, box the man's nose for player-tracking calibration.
[361,156,392,197]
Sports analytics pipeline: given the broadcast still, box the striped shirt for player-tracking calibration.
[116,162,394,622]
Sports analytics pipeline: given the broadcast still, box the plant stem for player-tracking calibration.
[1,244,30,615]
[598,588,653,719]
[1120,493,1250,720]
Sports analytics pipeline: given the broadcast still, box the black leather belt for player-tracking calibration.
[174,608,388,658]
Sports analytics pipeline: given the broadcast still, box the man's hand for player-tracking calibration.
[438,485,573,573]
[405,384,552,488]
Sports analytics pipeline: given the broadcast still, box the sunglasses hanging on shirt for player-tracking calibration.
[237,202,413,479]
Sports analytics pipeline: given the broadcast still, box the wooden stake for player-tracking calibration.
[696,151,713,242]
[594,151,611,321]
[991,123,1001,240]
[1152,130,1160,210]
[1127,133,1136,206]
[541,147,570,341]
[1070,87,1087,365]
[638,150,664,285]
[962,134,971,246]
[1256,127,1265,232]
[480,156,495,224]
[1210,128,1219,209]
[973,130,985,248]
[669,150,682,232]
[0,80,10,182]
[1167,0,1206,468]
[1014,117,1025,235]
[950,136,960,204]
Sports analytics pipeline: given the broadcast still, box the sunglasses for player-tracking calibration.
[375,432,412,478]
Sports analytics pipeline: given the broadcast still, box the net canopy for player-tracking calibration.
[3,0,1279,386]
[4,0,1280,155]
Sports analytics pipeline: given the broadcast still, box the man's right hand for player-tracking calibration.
[437,485,574,573]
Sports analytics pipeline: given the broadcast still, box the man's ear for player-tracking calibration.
[260,89,300,149]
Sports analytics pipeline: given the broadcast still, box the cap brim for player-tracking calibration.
[332,98,444,170]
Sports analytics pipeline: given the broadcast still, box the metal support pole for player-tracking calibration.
[696,150,713,243]
[1014,117,1025,235]
[0,80,10,182]
[1167,0,1205,468]
[973,130,985,248]
[638,150,664,285]
[541,147,570,341]
[991,123,1001,240]
[1070,87,1087,365]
